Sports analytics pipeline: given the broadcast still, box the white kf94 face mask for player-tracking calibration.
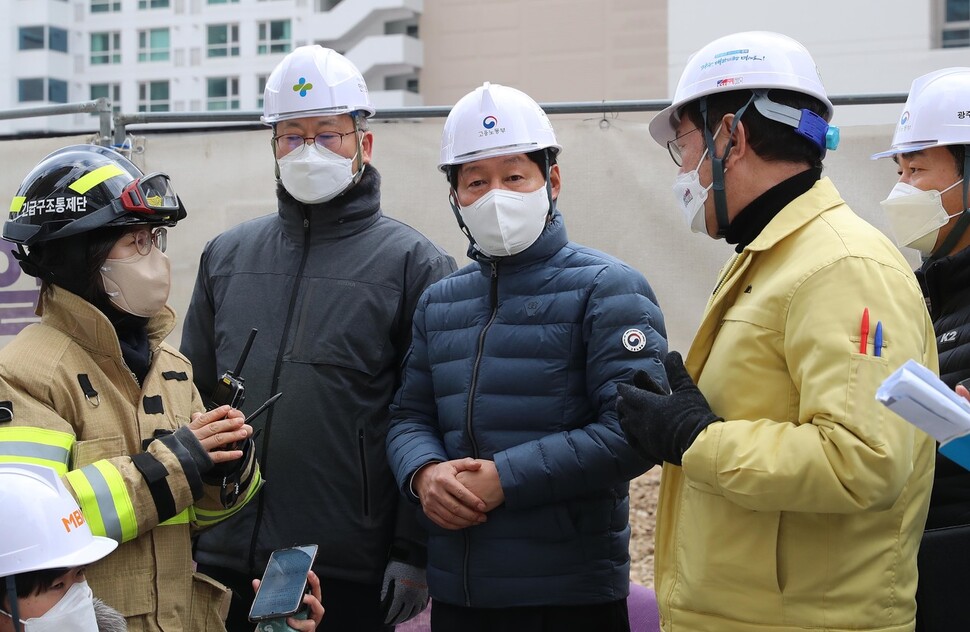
[278,144,360,204]
[459,186,550,257]
[671,124,724,236]
[3,580,100,632]
[880,179,964,256]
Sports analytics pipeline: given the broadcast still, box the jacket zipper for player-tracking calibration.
[709,254,742,305]
[247,212,313,572]
[357,429,370,517]
[462,261,499,605]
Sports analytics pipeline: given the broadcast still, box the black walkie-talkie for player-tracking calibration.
[208,328,257,411]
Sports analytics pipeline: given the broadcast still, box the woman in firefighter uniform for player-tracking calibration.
[0,145,262,632]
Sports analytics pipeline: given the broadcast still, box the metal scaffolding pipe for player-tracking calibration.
[39,92,910,143]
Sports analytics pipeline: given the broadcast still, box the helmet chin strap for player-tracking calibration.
[700,94,756,238]
[4,575,23,632]
[928,150,970,261]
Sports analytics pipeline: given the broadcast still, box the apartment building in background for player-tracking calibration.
[2,0,969,132]
[1,0,423,134]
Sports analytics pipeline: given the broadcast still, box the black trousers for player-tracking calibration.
[196,563,393,632]
[430,599,630,632]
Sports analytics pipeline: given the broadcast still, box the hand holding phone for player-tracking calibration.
[249,545,319,623]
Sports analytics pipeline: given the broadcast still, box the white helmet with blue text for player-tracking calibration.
[439,82,561,171]
[871,67,970,159]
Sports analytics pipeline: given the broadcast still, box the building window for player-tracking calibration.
[315,0,343,9]
[943,0,970,47]
[138,0,170,8]
[49,28,68,52]
[138,28,170,62]
[207,24,239,57]
[18,78,44,102]
[90,32,121,65]
[49,79,68,103]
[20,26,69,52]
[138,80,169,111]
[18,27,45,50]
[207,77,239,110]
[257,20,291,54]
[257,75,268,109]
[90,83,121,111]
[17,78,67,103]
[91,0,121,12]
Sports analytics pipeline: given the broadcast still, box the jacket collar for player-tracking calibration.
[725,168,821,252]
[469,208,569,274]
[276,164,383,244]
[920,245,970,319]
[744,177,844,253]
[37,285,175,358]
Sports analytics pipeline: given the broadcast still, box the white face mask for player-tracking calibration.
[671,125,724,236]
[100,246,171,317]
[5,580,99,632]
[278,143,360,204]
[880,179,964,256]
[459,185,550,257]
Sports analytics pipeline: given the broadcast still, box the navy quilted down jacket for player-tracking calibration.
[387,209,668,607]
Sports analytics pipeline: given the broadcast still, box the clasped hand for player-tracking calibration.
[414,458,504,530]
[188,404,253,464]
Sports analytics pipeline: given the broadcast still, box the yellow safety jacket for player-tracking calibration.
[0,286,262,631]
[656,178,937,631]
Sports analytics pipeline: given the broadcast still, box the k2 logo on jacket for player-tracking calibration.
[622,329,647,353]
[941,330,958,344]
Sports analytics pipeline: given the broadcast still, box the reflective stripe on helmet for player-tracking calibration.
[68,163,128,195]
[9,196,25,215]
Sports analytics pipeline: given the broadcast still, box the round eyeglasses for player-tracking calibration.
[273,130,359,156]
[666,127,700,167]
[130,227,167,256]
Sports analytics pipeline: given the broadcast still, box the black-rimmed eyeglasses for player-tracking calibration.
[666,127,700,167]
[273,130,359,156]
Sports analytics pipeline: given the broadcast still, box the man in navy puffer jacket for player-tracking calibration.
[386,82,667,632]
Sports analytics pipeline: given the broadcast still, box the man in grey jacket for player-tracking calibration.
[180,46,456,631]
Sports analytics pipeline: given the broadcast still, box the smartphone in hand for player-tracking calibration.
[249,544,319,622]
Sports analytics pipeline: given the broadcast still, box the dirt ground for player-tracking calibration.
[628,466,662,588]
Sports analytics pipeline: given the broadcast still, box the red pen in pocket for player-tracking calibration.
[859,308,870,354]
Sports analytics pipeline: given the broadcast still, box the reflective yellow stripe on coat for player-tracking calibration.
[0,426,73,474]
[65,461,138,543]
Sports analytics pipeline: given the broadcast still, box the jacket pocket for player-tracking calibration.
[845,352,890,447]
[189,570,231,631]
[73,435,127,467]
[674,485,782,614]
[289,277,400,375]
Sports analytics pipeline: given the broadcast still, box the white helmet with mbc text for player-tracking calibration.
[871,67,970,159]
[439,82,561,171]
[649,30,835,146]
[262,45,375,125]
[0,464,117,578]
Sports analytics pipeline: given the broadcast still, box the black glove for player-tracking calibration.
[617,351,722,466]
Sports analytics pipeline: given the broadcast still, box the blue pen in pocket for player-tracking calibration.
[874,321,883,357]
